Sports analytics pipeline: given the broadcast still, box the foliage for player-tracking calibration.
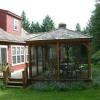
[75,23,81,32]
[87,1,100,53]
[34,22,41,32]
[21,11,30,32]
[0,80,6,90]
[41,15,55,32]
[92,64,100,86]
[30,22,41,33]
[30,81,90,91]
[92,50,100,64]
[21,12,55,33]
[29,21,35,33]
[82,26,90,34]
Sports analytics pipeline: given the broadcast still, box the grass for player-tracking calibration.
[0,64,100,100]
[0,87,100,100]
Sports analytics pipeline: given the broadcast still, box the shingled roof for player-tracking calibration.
[26,28,92,42]
[0,28,25,44]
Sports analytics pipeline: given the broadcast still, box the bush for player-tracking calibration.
[92,66,100,87]
[29,81,89,91]
[0,80,6,90]
[92,50,100,64]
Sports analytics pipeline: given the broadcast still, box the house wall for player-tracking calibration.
[8,46,27,71]
[0,11,6,30]
[6,14,22,36]
[0,9,28,71]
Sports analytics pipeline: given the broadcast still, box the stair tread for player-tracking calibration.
[7,81,23,84]
[7,85,23,88]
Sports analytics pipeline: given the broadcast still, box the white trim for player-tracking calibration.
[0,45,7,48]
[0,46,8,63]
[11,45,25,66]
[13,19,19,31]
[25,46,29,63]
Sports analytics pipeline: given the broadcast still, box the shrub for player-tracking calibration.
[30,81,89,91]
[92,50,100,64]
[0,80,6,90]
[92,66,100,87]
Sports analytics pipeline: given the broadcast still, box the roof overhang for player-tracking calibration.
[26,38,92,45]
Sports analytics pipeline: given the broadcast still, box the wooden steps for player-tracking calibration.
[6,78,24,88]
[3,66,28,88]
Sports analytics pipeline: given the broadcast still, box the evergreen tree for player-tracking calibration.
[24,18,30,32]
[21,11,27,30]
[21,11,30,32]
[34,22,41,32]
[87,1,100,53]
[30,22,41,33]
[41,15,55,32]
[75,23,81,32]
[30,21,35,33]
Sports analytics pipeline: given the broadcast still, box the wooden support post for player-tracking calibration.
[87,43,92,80]
[42,46,44,72]
[56,42,60,80]
[36,46,39,75]
[28,45,32,79]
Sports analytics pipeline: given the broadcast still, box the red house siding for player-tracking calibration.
[11,64,26,71]
[8,46,27,71]
[0,11,6,30]
[0,9,28,71]
[6,14,22,36]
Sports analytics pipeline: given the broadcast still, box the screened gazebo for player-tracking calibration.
[26,24,92,81]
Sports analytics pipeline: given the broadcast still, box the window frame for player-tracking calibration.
[25,46,29,63]
[0,45,8,64]
[13,19,19,31]
[11,46,25,65]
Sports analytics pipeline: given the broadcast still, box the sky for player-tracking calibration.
[0,0,95,30]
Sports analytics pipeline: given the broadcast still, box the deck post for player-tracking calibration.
[87,43,92,80]
[56,42,60,80]
[42,46,45,72]
[28,45,32,79]
[36,46,39,75]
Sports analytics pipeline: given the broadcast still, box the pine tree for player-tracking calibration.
[34,22,41,32]
[30,21,35,33]
[21,11,30,32]
[41,15,55,32]
[21,11,27,30]
[75,23,81,32]
[88,1,100,53]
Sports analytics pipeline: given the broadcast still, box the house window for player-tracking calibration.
[12,46,24,65]
[0,46,7,64]
[26,47,29,63]
[14,19,19,31]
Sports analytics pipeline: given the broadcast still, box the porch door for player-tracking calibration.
[0,48,7,64]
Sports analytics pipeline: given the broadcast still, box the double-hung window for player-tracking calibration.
[14,19,19,31]
[12,46,24,65]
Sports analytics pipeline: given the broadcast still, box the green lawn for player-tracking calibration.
[0,87,100,100]
[0,64,100,100]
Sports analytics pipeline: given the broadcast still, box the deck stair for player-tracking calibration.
[6,78,24,88]
[3,65,28,88]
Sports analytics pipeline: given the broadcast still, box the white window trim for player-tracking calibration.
[11,45,25,66]
[13,19,19,31]
[0,45,8,63]
[25,46,29,63]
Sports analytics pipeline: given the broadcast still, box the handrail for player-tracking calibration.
[2,64,11,86]
[22,67,28,87]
